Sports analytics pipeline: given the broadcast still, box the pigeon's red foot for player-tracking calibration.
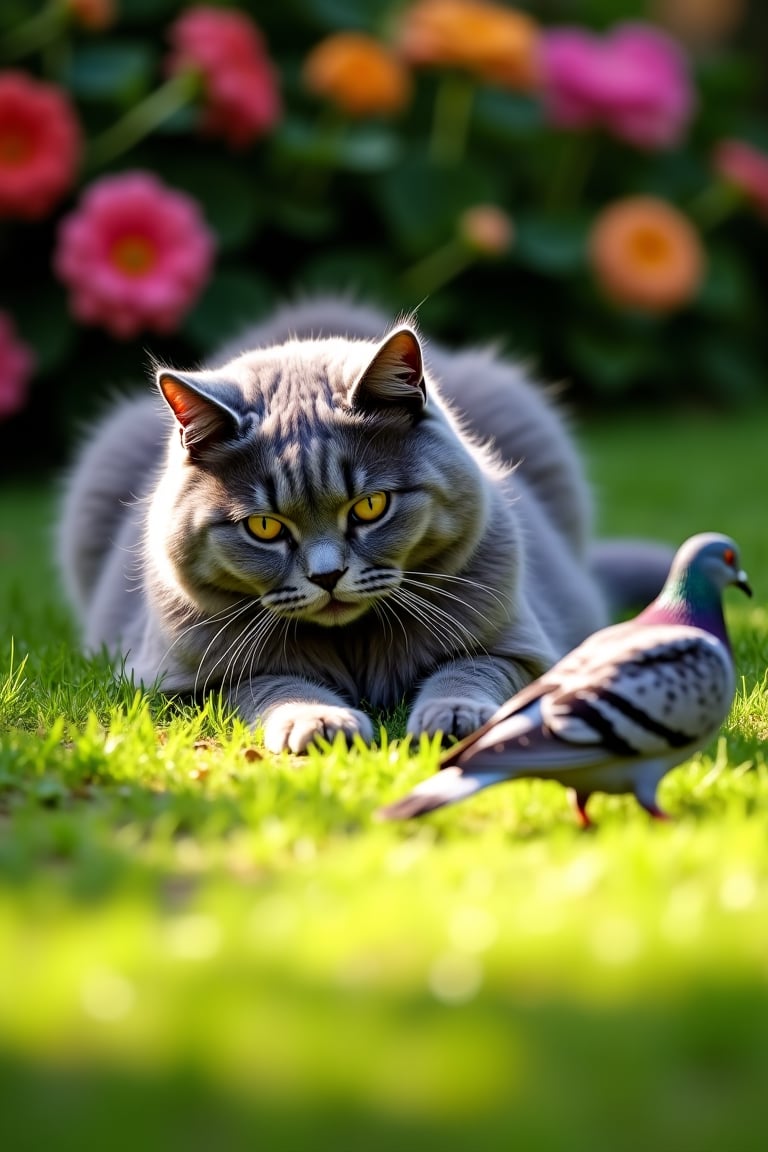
[569,789,593,829]
[641,800,671,822]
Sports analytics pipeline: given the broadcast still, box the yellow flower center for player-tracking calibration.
[111,235,156,276]
[629,227,672,268]
[0,129,32,166]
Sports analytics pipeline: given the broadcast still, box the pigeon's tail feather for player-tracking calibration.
[377,766,504,821]
[589,538,675,617]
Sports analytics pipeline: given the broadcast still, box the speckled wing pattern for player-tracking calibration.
[450,624,735,775]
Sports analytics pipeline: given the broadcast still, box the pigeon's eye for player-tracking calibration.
[723,547,735,566]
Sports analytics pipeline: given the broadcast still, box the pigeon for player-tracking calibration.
[379,533,751,827]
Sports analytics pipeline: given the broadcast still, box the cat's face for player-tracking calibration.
[244,489,398,627]
[203,465,434,629]
[154,327,488,628]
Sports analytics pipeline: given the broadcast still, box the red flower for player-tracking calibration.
[0,310,34,421]
[0,71,81,220]
[712,139,768,221]
[54,171,216,340]
[166,5,281,148]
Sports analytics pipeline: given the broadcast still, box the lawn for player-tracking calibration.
[1,404,767,1152]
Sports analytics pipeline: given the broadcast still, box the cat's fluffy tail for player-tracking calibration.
[589,538,675,617]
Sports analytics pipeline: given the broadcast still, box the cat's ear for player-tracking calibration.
[157,371,241,456]
[349,328,426,415]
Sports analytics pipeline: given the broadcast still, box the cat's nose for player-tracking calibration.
[307,567,348,592]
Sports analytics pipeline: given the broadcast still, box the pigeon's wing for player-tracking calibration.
[447,625,734,776]
[440,616,640,766]
[543,626,734,754]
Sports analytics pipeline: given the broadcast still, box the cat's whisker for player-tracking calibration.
[154,597,252,684]
[283,616,298,668]
[170,597,251,645]
[219,621,260,703]
[396,584,480,644]
[248,616,290,703]
[390,588,477,666]
[401,575,499,632]
[393,592,474,665]
[384,598,411,654]
[225,610,284,702]
[404,570,509,614]
[209,611,271,706]
[386,590,427,650]
[372,599,399,651]
[250,611,287,678]
[224,615,263,698]
[195,602,267,698]
[237,612,289,705]
[392,586,484,663]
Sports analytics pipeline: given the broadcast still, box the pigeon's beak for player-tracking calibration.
[736,570,752,597]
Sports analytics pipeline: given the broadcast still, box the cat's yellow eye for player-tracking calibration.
[351,491,388,523]
[246,514,284,541]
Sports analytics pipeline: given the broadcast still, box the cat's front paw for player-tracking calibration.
[263,703,374,754]
[407,698,496,742]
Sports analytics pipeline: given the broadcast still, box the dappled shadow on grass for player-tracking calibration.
[2,981,768,1152]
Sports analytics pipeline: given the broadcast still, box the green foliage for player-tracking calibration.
[3,1,768,477]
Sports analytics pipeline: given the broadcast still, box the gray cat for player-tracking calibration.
[58,297,669,753]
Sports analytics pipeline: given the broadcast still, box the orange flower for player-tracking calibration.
[589,197,705,313]
[650,0,745,46]
[303,32,412,117]
[398,0,540,90]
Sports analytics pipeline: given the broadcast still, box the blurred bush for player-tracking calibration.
[1,0,768,472]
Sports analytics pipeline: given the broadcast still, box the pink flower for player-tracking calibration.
[540,23,694,149]
[712,138,768,220]
[166,5,281,149]
[54,171,216,340]
[0,70,81,220]
[0,310,34,421]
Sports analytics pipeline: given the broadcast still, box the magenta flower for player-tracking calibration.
[0,70,81,220]
[0,310,34,421]
[54,171,215,340]
[540,23,695,149]
[166,5,282,149]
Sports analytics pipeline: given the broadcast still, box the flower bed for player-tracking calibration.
[1,0,767,468]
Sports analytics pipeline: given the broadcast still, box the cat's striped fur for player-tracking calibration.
[58,297,669,752]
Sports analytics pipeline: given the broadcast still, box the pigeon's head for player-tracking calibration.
[674,533,752,599]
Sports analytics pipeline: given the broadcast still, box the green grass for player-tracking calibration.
[1,406,767,1151]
